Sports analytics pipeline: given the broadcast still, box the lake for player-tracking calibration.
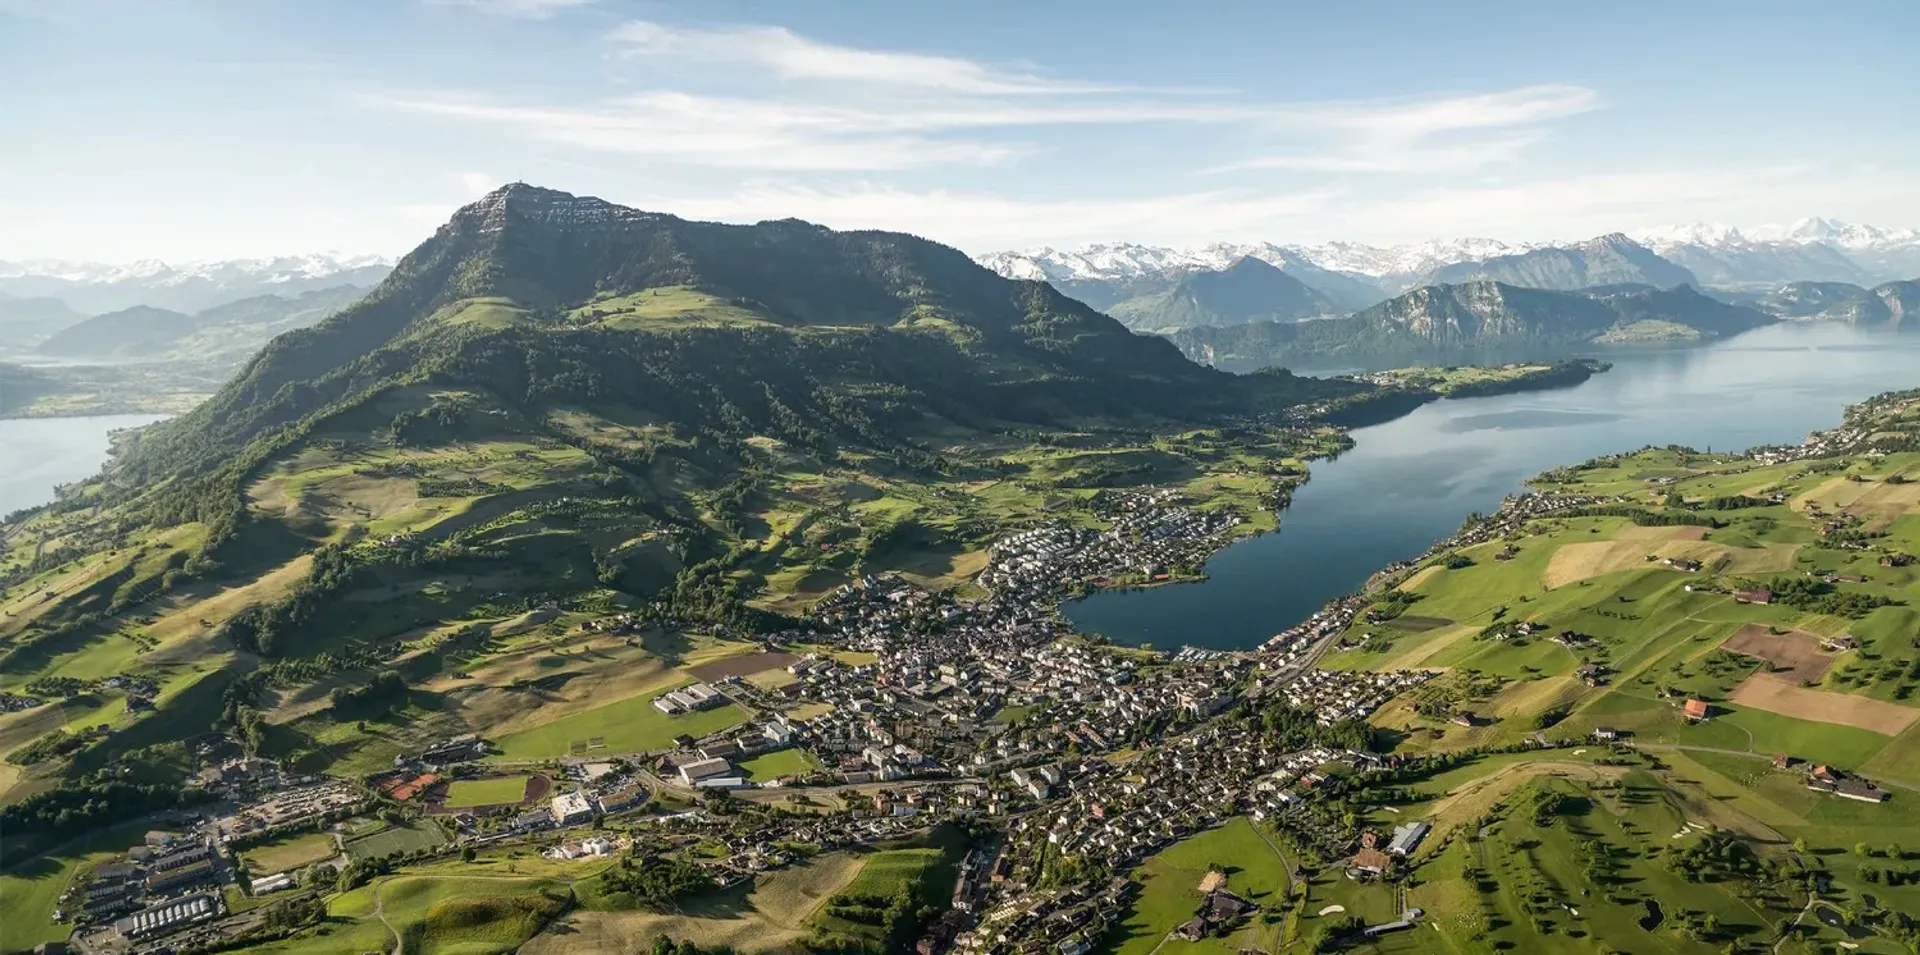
[0,414,169,516]
[1065,323,1920,650]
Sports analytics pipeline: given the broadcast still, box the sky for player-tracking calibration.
[3,0,1918,262]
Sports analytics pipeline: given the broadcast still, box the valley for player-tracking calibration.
[1,190,1917,955]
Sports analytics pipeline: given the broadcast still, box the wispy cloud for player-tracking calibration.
[633,181,1337,250]
[1209,85,1600,175]
[422,0,593,20]
[372,20,1598,179]
[606,20,1128,95]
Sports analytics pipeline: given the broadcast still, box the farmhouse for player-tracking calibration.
[1684,699,1712,721]
[1734,588,1775,605]
[1806,767,1889,803]
[1821,636,1860,652]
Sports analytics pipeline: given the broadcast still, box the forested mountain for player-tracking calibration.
[106,184,1339,524]
[1104,257,1340,331]
[1166,281,1774,369]
[1420,234,1697,291]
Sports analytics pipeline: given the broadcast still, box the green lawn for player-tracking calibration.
[1415,772,1797,954]
[1102,817,1292,955]
[343,820,448,861]
[814,826,968,945]
[0,822,148,953]
[491,690,749,759]
[443,775,533,809]
[241,830,339,875]
[739,748,821,780]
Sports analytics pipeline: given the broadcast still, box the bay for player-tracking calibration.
[1065,323,1920,650]
[0,414,169,516]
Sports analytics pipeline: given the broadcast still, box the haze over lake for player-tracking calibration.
[1066,323,1920,650]
[0,414,168,516]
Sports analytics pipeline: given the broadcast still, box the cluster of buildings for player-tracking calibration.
[652,682,725,715]
[214,780,366,840]
[57,832,228,941]
[1267,668,1432,725]
[978,492,1240,602]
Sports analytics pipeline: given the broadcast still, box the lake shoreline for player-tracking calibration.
[1066,323,1920,650]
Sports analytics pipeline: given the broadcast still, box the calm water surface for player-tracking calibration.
[0,414,168,515]
[1066,324,1920,649]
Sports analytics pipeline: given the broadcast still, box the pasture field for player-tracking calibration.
[442,775,535,809]
[240,830,339,875]
[0,823,148,954]
[1101,818,1293,955]
[490,690,749,759]
[525,853,866,955]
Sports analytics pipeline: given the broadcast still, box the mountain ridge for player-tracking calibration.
[1165,280,1776,370]
[1104,256,1340,331]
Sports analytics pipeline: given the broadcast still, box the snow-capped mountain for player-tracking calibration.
[979,238,1520,286]
[1631,220,1920,286]
[0,253,394,315]
[980,221,1920,312]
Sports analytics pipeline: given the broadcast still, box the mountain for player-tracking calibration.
[1104,257,1340,331]
[108,184,1336,496]
[1634,220,1920,286]
[35,305,199,358]
[28,286,369,363]
[1832,280,1920,326]
[1166,281,1774,370]
[0,253,391,315]
[1420,234,1697,291]
[976,243,1386,311]
[1747,281,1880,318]
[0,292,88,349]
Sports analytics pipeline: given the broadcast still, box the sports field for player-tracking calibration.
[240,831,339,875]
[739,748,821,780]
[443,775,536,808]
[344,820,448,861]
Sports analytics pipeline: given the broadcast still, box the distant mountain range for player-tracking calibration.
[978,219,1920,330]
[0,253,392,315]
[1167,281,1777,370]
[1420,234,1698,291]
[34,286,369,361]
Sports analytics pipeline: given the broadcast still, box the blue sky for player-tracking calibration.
[3,0,1917,260]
